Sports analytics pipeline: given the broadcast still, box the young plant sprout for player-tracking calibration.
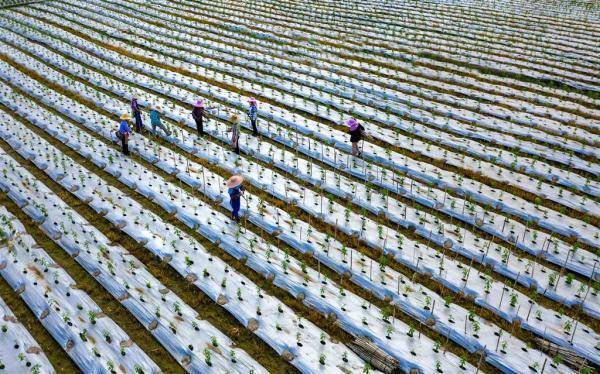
[203,348,212,366]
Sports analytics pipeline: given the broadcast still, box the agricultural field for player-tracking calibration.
[0,0,597,373]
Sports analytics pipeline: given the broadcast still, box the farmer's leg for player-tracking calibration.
[231,198,241,221]
[159,122,171,136]
[251,119,258,136]
[196,119,203,135]
[134,113,143,133]
[351,142,358,156]
[121,137,129,155]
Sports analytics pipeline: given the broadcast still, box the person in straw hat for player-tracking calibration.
[149,105,171,136]
[229,113,241,155]
[247,97,258,136]
[117,113,131,155]
[191,100,205,136]
[130,97,144,133]
[347,118,365,157]
[226,174,245,223]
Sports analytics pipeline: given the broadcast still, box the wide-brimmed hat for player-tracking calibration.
[120,113,131,120]
[193,100,204,108]
[226,174,244,188]
[230,113,239,123]
[347,118,359,131]
[249,97,257,104]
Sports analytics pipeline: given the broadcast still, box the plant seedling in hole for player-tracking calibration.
[211,336,218,347]
[565,273,574,285]
[229,349,236,363]
[319,354,326,365]
[204,348,212,367]
[103,329,112,343]
[407,323,415,337]
[472,320,481,337]
[88,310,97,324]
[386,325,394,339]
[563,320,572,334]
[552,354,562,367]
[174,301,182,316]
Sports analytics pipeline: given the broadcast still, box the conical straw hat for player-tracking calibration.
[226,174,244,188]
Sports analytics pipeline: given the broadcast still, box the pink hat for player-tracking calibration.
[347,118,359,131]
[249,97,257,104]
[193,100,204,108]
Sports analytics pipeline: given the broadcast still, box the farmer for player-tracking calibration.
[226,174,245,223]
[247,97,258,136]
[118,113,131,155]
[150,106,171,136]
[347,118,365,157]
[229,113,241,155]
[130,97,144,133]
[192,100,205,136]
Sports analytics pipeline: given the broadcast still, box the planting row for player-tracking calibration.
[3,10,592,283]
[0,51,490,372]
[0,112,372,372]
[68,0,600,188]
[0,36,595,371]
[0,254,53,373]
[0,186,161,373]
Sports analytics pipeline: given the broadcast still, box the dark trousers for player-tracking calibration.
[133,112,144,133]
[234,141,240,154]
[231,198,241,221]
[121,137,129,155]
[195,118,204,135]
[251,119,258,136]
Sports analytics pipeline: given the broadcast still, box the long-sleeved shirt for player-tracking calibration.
[150,110,162,126]
[119,120,130,134]
[192,107,204,121]
[228,185,245,201]
[247,105,257,121]
[349,124,365,143]
[230,122,239,141]
[131,100,140,113]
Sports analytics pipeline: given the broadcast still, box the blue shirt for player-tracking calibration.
[119,120,130,134]
[228,185,243,201]
[150,110,161,125]
[248,105,257,121]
